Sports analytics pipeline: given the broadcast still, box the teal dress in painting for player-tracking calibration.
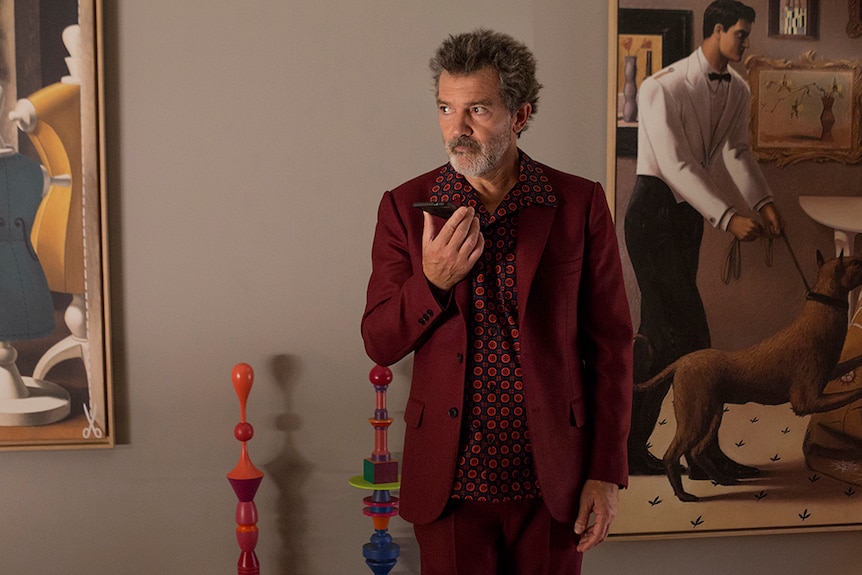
[0,150,54,340]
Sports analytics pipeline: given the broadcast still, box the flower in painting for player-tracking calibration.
[621,36,633,55]
[763,73,846,119]
[790,98,802,118]
[825,76,843,99]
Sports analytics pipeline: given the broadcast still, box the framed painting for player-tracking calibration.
[747,52,862,166]
[768,0,819,40]
[0,0,112,450]
[613,9,693,157]
[608,0,862,539]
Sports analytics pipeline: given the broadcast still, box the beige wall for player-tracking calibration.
[1,1,861,573]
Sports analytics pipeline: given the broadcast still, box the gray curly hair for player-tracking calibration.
[429,29,542,133]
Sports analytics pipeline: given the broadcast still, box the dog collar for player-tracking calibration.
[806,291,849,311]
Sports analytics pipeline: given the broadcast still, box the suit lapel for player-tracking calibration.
[683,52,711,163]
[515,205,556,316]
[452,197,556,323]
[711,74,744,156]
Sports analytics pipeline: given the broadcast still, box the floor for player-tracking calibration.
[612,392,862,539]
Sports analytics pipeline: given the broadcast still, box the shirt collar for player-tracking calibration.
[697,47,731,93]
[429,150,558,220]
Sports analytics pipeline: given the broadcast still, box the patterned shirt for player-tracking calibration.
[429,151,558,502]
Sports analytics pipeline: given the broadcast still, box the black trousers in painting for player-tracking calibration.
[624,175,711,473]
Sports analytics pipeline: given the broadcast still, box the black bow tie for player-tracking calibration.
[709,72,731,83]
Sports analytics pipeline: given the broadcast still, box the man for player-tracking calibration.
[362,29,632,575]
[625,0,784,475]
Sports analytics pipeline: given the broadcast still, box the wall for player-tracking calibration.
[0,1,860,574]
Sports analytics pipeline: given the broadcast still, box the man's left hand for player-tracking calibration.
[574,479,619,552]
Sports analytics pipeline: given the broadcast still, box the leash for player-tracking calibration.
[721,236,775,285]
[722,231,810,291]
[723,231,849,310]
[779,230,811,293]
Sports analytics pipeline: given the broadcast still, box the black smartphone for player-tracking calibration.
[412,201,459,219]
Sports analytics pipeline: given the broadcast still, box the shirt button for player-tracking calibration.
[448,408,459,418]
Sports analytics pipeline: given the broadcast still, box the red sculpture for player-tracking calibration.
[227,363,264,575]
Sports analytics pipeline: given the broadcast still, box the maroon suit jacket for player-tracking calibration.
[361,159,633,526]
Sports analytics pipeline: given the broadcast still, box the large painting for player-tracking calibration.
[609,0,862,538]
[0,0,112,450]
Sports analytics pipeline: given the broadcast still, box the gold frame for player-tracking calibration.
[746,51,862,166]
[608,0,862,540]
[849,0,862,38]
[0,0,112,450]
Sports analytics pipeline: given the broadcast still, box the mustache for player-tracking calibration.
[447,136,482,154]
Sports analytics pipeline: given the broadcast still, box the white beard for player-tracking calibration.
[446,129,511,178]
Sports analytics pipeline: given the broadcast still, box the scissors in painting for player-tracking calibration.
[83,403,103,439]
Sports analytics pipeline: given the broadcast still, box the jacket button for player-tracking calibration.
[457,353,464,363]
[448,408,459,418]
[419,318,426,326]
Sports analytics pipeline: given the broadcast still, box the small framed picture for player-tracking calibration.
[768,0,819,40]
[747,52,862,165]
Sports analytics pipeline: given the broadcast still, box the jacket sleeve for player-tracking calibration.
[361,190,450,367]
[722,83,774,212]
[578,182,634,487]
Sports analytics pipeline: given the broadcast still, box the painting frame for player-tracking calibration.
[0,0,113,451]
[607,0,862,541]
[746,51,862,166]
[768,0,819,40]
[849,0,862,38]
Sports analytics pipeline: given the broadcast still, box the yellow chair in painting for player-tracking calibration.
[9,24,89,385]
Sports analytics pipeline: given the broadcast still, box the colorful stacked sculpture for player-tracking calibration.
[227,363,264,575]
[349,365,401,574]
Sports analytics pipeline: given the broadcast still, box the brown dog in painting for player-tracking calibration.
[638,251,862,502]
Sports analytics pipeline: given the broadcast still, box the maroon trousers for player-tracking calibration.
[413,498,583,575]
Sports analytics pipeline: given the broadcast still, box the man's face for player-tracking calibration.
[436,68,519,178]
[717,19,751,63]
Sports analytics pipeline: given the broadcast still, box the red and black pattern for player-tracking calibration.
[430,152,558,502]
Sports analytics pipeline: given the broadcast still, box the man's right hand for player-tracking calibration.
[422,206,484,291]
[727,214,763,242]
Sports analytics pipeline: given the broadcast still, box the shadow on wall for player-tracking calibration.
[264,353,313,574]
